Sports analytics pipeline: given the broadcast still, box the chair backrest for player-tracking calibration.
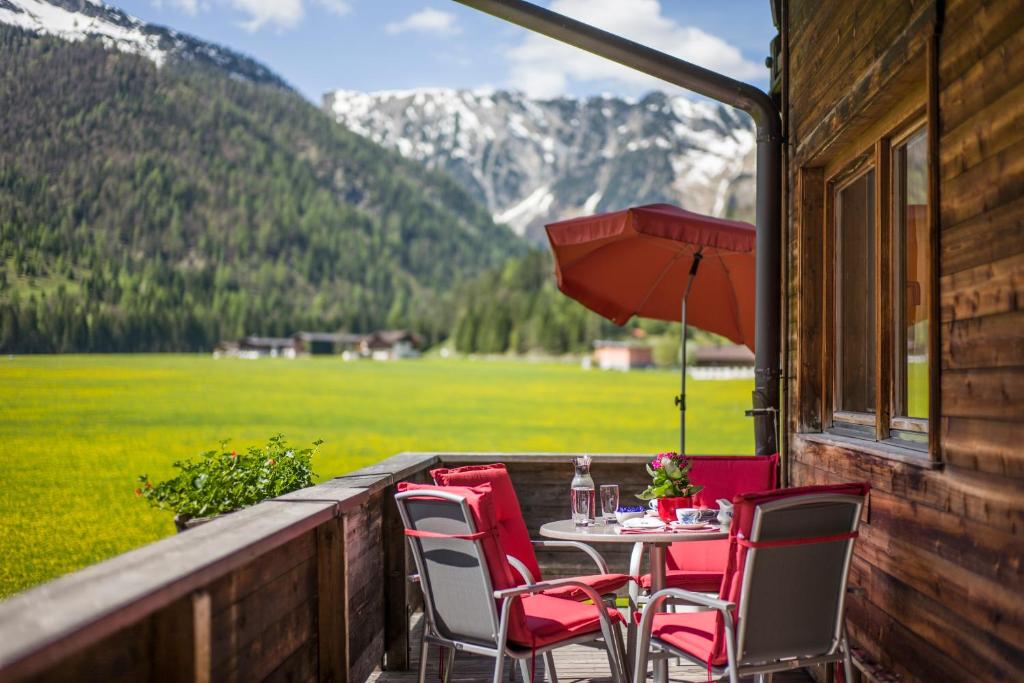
[396,482,525,647]
[687,454,779,508]
[665,454,779,571]
[430,463,543,583]
[717,483,868,667]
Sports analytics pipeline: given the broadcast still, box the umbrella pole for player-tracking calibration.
[678,252,703,454]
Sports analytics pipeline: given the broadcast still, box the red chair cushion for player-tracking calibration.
[650,611,720,666]
[687,454,779,509]
[513,594,625,649]
[541,573,630,600]
[638,569,723,593]
[431,463,544,584]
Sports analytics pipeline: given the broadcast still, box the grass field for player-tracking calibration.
[0,354,754,597]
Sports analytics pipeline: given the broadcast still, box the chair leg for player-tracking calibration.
[442,646,455,683]
[610,625,629,683]
[417,637,429,683]
[842,632,855,683]
[544,651,559,683]
[517,657,532,683]
[492,652,506,683]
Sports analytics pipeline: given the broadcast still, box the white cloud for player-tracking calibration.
[505,0,765,97]
[152,0,201,15]
[385,8,460,36]
[315,0,352,17]
[228,0,304,31]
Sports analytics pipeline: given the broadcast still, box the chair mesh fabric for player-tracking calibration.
[650,482,868,668]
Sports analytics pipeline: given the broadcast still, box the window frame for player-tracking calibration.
[821,113,935,458]
[889,122,930,440]
[826,155,878,434]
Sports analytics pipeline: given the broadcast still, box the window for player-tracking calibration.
[824,120,932,453]
[893,129,929,422]
[836,170,876,416]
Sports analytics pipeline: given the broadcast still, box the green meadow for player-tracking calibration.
[0,355,753,597]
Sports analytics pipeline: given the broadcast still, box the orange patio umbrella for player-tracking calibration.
[545,203,756,453]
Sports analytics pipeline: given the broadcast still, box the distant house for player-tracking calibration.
[691,344,754,380]
[361,330,422,361]
[292,331,366,356]
[593,340,653,371]
[233,336,296,359]
[692,344,755,367]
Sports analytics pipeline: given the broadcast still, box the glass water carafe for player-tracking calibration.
[570,455,596,526]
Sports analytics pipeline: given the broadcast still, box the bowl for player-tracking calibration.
[615,509,645,524]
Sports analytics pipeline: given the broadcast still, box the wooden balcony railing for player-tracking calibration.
[0,452,684,683]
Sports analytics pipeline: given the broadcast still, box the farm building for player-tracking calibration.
[361,330,422,360]
[292,331,365,356]
[593,340,654,371]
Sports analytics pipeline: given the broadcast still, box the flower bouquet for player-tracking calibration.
[637,452,703,522]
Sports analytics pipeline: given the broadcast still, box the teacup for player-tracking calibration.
[675,508,702,525]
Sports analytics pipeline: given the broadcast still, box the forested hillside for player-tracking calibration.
[0,26,524,353]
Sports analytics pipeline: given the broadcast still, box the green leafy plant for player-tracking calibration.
[636,452,703,500]
[137,434,320,523]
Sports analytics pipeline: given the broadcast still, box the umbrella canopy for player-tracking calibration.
[545,203,757,350]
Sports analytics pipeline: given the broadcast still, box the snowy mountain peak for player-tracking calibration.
[0,0,287,86]
[324,88,756,242]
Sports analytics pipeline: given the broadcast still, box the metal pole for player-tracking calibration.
[453,0,782,455]
[677,252,703,454]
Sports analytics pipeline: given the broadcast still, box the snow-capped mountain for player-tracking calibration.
[324,88,756,242]
[0,0,286,86]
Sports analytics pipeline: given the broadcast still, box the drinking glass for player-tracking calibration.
[571,486,592,526]
[600,484,620,523]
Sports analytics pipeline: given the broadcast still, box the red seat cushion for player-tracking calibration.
[541,573,630,600]
[513,594,624,649]
[431,464,544,584]
[687,454,779,509]
[638,569,723,593]
[650,611,721,666]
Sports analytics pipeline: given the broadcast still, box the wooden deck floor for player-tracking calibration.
[371,613,815,682]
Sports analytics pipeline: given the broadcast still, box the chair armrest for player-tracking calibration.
[507,555,536,584]
[532,540,611,574]
[647,587,735,614]
[494,577,605,603]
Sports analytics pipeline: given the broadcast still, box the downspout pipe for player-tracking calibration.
[454,0,782,455]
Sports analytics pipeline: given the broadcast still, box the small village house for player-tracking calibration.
[593,340,654,371]
[361,330,422,361]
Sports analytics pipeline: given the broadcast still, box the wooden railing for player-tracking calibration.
[0,452,670,683]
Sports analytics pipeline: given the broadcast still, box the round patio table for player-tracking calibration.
[539,519,727,683]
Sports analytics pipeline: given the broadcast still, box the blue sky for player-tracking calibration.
[117,0,775,102]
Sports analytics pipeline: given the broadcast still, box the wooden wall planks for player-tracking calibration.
[785,0,1024,678]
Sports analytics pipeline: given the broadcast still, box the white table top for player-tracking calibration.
[539,519,727,545]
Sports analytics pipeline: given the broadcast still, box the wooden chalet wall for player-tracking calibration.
[782,0,1024,680]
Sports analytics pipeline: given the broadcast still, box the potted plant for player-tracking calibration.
[136,434,320,531]
[637,452,703,522]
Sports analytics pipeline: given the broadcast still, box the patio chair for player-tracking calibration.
[633,482,869,683]
[431,463,629,601]
[396,481,629,683]
[628,454,779,604]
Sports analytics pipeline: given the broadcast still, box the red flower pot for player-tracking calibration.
[656,496,692,523]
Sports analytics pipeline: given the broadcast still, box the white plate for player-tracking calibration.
[670,522,710,531]
[623,517,665,530]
